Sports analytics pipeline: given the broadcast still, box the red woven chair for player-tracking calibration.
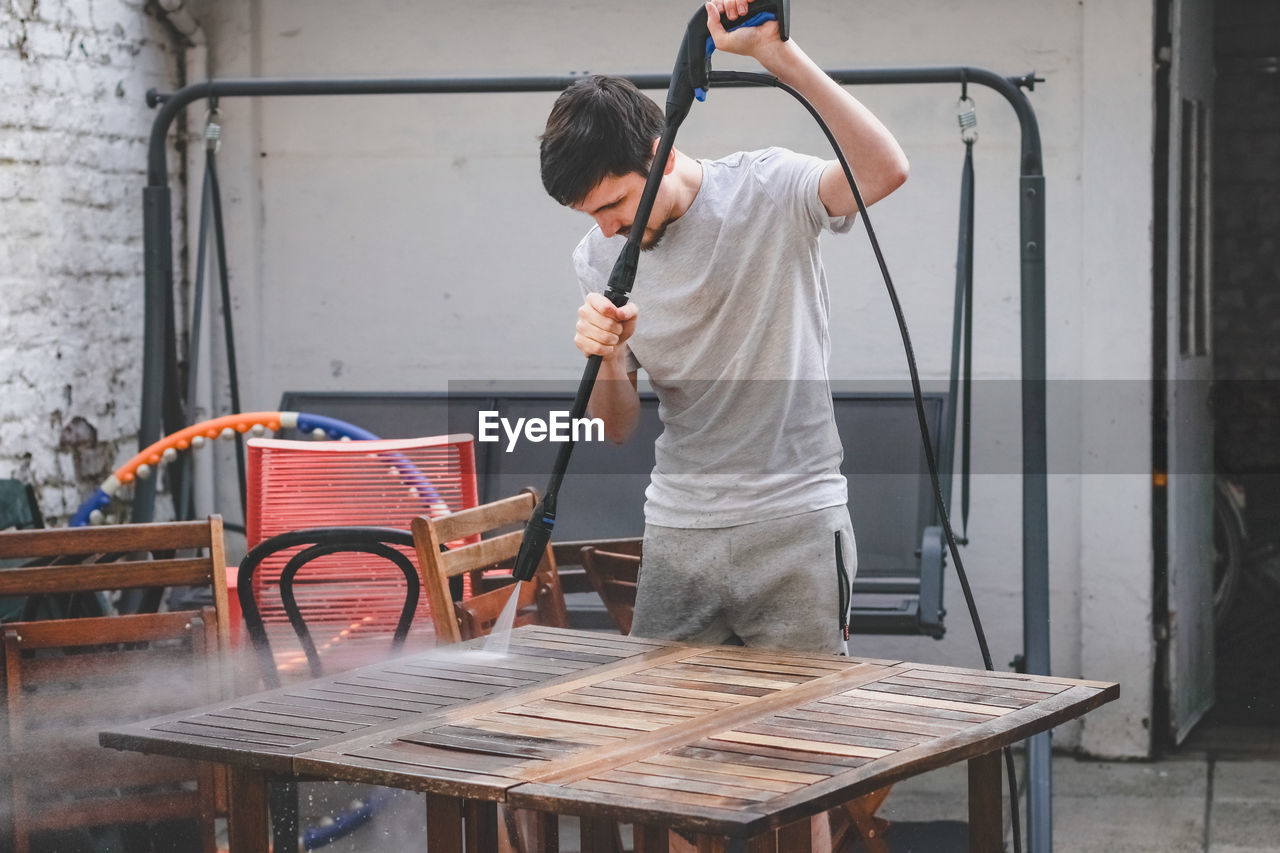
[232,434,477,677]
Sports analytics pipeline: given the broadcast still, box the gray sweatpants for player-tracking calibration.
[629,505,857,655]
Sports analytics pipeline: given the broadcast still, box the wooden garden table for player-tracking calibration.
[101,626,1116,851]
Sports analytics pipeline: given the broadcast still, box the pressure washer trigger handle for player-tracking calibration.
[673,0,790,117]
[698,12,777,100]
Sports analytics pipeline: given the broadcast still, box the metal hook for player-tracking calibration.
[956,73,977,144]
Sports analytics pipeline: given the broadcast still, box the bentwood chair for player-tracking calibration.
[236,525,424,852]
[237,526,422,688]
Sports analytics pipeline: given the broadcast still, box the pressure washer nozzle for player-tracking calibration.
[512,499,556,582]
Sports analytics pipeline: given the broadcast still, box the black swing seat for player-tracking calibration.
[278,389,955,639]
[838,391,950,638]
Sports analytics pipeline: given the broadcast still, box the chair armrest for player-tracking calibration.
[552,537,642,569]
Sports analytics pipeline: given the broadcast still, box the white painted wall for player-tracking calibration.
[183,0,1153,756]
[0,0,183,523]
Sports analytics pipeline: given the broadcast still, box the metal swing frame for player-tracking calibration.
[135,65,1053,850]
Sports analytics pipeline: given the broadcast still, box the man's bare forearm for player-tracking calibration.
[588,358,640,443]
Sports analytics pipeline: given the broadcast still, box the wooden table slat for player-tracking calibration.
[674,743,865,776]
[614,673,774,698]
[400,727,588,760]
[576,684,734,711]
[383,663,536,688]
[873,678,1042,709]
[599,676,768,703]
[750,715,924,750]
[199,709,353,737]
[904,660,1118,691]
[570,777,767,810]
[707,730,895,760]
[622,759,807,794]
[330,674,496,701]
[403,652,581,676]
[891,669,1068,697]
[841,687,1015,717]
[604,769,781,802]
[503,698,689,731]
[642,752,829,785]
[687,654,855,678]
[796,703,973,737]
[464,713,628,746]
[153,719,312,748]
[356,741,524,774]
[815,691,999,723]
[540,691,705,718]
[249,697,398,726]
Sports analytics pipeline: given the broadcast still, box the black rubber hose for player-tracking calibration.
[717,68,1024,853]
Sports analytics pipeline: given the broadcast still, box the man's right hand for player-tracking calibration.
[575,292,639,362]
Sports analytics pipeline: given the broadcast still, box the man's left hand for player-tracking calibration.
[704,0,781,61]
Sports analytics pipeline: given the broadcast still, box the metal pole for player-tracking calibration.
[136,67,1050,848]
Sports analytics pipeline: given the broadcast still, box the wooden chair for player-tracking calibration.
[411,490,568,645]
[577,544,640,635]
[0,518,232,853]
[412,491,572,853]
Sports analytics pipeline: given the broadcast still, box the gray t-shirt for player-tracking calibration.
[574,147,853,528]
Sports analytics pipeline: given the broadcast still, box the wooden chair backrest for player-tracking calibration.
[1,608,222,853]
[0,518,232,850]
[579,546,641,635]
[0,518,232,651]
[411,492,567,645]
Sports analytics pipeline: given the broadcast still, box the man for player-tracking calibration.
[540,0,908,655]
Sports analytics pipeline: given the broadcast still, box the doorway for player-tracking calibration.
[1206,0,1280,733]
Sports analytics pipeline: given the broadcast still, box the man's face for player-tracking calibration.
[573,171,671,251]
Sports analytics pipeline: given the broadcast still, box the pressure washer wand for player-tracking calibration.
[512,1,790,582]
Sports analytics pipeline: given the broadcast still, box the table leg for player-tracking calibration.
[581,816,621,852]
[968,750,1004,853]
[426,793,464,853]
[464,800,499,853]
[530,811,560,852]
[227,766,270,852]
[743,828,778,852]
[269,779,299,853]
[633,823,671,853]
[694,836,727,853]
[776,817,812,853]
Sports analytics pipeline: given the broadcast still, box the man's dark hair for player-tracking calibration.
[540,75,665,207]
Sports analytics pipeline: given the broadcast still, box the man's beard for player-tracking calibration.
[639,215,671,251]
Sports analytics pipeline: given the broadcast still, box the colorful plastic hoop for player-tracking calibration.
[70,411,379,526]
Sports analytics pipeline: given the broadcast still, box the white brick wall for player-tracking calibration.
[0,0,182,524]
